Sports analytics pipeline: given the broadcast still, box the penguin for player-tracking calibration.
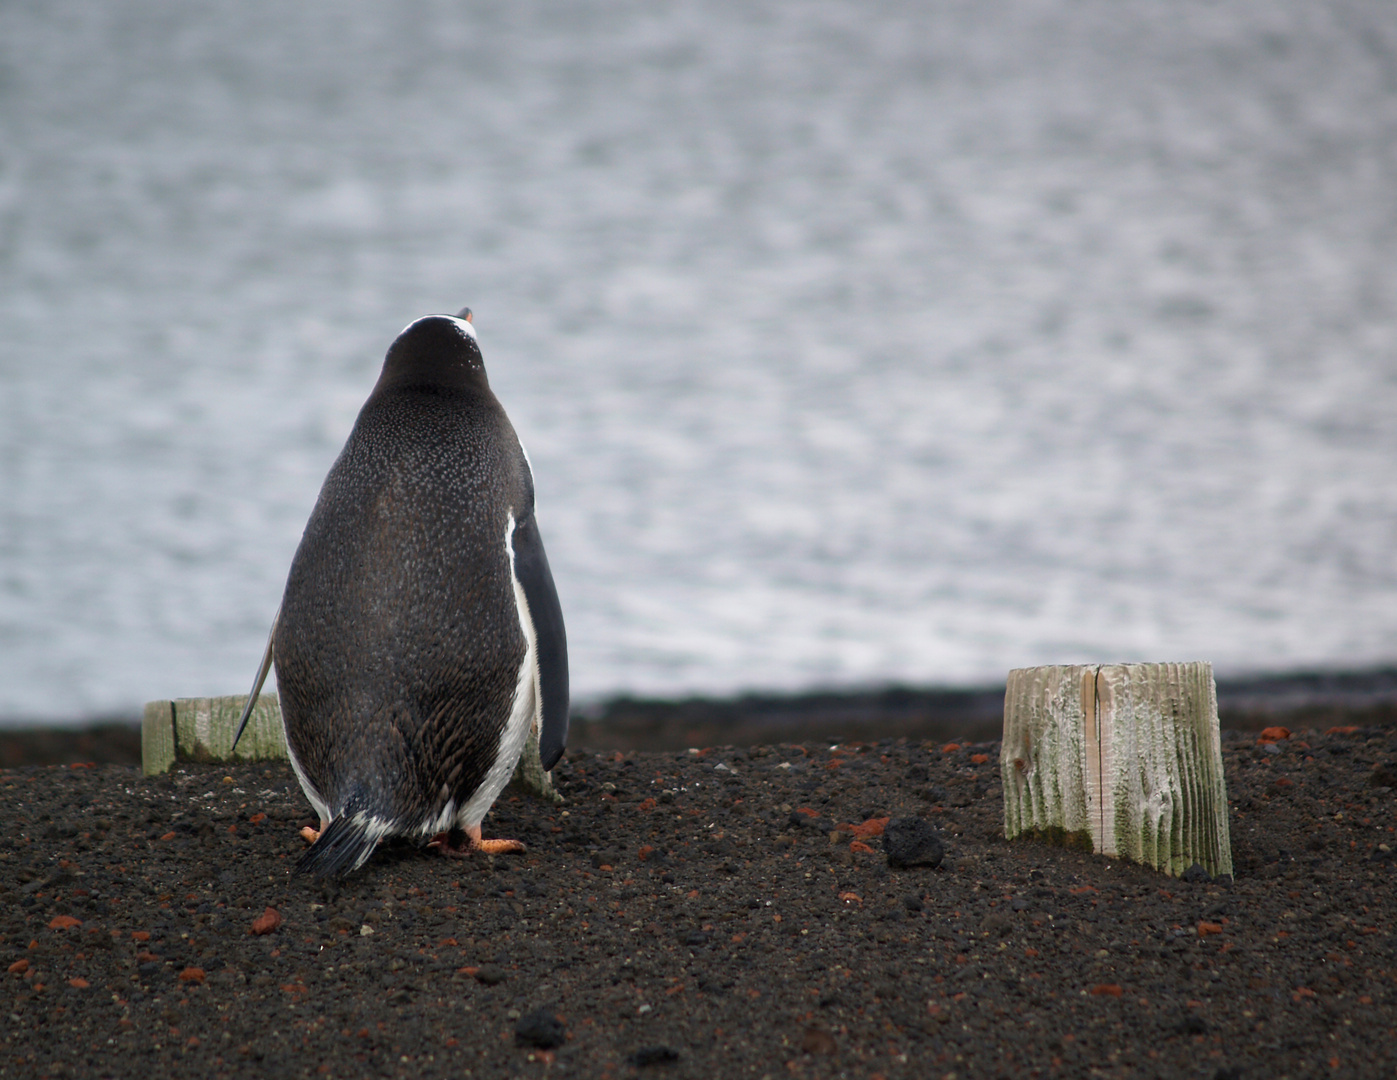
[232,308,568,877]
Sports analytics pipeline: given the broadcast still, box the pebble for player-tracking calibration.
[514,1007,566,1050]
[800,1027,837,1054]
[789,809,833,832]
[839,817,890,839]
[628,1046,681,1067]
[249,907,282,936]
[882,816,944,869]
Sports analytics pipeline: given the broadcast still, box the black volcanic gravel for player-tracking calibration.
[1,725,1396,1078]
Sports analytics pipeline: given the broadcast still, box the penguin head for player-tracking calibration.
[376,309,489,393]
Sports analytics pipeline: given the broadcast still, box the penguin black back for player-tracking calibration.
[376,311,491,393]
[257,312,569,876]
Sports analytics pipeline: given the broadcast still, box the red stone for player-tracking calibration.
[250,907,282,936]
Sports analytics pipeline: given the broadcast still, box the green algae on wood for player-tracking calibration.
[507,715,562,804]
[142,695,286,775]
[1001,662,1233,879]
[140,700,179,777]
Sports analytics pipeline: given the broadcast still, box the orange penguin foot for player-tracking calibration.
[299,820,327,845]
[427,823,526,858]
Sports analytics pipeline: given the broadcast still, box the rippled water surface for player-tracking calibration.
[3,1,1397,721]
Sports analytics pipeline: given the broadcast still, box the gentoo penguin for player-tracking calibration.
[233,309,568,877]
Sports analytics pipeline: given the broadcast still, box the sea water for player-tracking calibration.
[2,0,1396,722]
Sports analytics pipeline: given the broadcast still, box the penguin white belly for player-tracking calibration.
[285,728,332,828]
[440,509,540,834]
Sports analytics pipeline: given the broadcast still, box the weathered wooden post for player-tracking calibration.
[142,695,287,775]
[1001,662,1232,878]
[141,694,559,801]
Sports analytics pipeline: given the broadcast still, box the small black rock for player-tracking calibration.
[515,1007,566,1050]
[1181,864,1212,884]
[628,1046,680,1067]
[883,817,944,869]
[474,965,506,986]
[1369,764,1397,788]
[1177,1014,1209,1036]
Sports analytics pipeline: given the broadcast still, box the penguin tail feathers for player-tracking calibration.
[294,809,391,878]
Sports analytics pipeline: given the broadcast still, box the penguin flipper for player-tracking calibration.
[295,808,387,878]
[510,514,569,770]
[232,607,279,752]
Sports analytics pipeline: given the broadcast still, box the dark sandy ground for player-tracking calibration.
[1,719,1396,1079]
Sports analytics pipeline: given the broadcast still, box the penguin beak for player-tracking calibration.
[456,307,473,323]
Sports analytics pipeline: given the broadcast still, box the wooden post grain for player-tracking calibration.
[142,695,286,775]
[1001,662,1233,878]
[141,700,178,777]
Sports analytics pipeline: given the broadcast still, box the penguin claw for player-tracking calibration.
[427,825,526,858]
[300,822,327,845]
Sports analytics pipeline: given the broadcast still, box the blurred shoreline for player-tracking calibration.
[2,665,1394,767]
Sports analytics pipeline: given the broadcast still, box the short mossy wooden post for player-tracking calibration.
[1001,662,1232,878]
[142,695,287,775]
[142,694,562,802]
[141,700,178,777]
[509,718,562,804]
